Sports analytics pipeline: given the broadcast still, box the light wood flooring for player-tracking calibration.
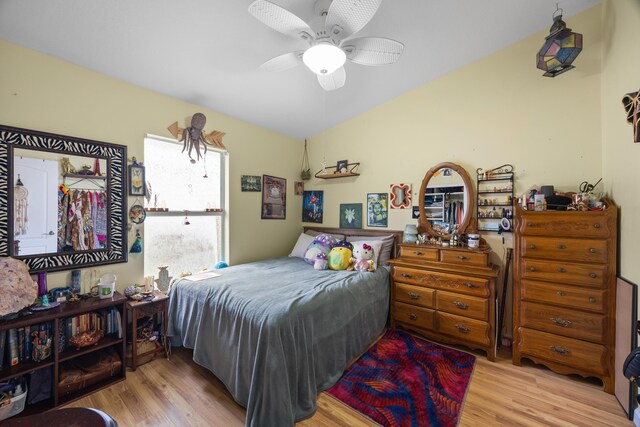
[68,345,633,426]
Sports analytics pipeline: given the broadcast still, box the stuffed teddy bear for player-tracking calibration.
[327,241,353,270]
[350,243,376,272]
[303,233,337,266]
[314,253,328,270]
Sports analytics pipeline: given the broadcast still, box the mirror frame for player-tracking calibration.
[0,124,128,272]
[389,183,411,209]
[418,161,476,238]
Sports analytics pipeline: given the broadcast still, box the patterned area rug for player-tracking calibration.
[327,329,475,426]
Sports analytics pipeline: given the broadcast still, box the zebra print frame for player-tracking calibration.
[0,125,128,272]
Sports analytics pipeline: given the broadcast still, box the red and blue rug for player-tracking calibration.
[327,329,475,426]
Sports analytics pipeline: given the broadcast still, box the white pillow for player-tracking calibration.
[351,240,384,270]
[289,233,315,258]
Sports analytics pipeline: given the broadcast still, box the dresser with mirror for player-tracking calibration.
[389,162,499,360]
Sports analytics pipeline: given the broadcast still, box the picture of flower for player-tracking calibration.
[339,203,362,229]
[302,191,324,223]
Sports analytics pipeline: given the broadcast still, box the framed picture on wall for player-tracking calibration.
[302,191,323,223]
[128,162,146,196]
[339,203,362,229]
[241,175,262,192]
[367,193,388,227]
[261,175,286,219]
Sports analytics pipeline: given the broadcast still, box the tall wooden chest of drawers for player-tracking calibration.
[512,202,617,393]
[389,244,499,361]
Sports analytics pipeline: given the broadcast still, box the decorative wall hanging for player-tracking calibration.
[302,191,324,223]
[262,175,286,219]
[536,6,583,77]
[623,90,640,143]
[339,203,362,229]
[13,174,28,236]
[300,139,311,181]
[129,229,142,253]
[167,113,226,163]
[129,204,146,224]
[389,183,411,209]
[241,175,262,192]
[128,159,146,196]
[367,193,388,228]
[294,181,304,195]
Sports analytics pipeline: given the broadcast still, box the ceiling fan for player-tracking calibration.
[248,0,404,91]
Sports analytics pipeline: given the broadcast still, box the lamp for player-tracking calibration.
[536,6,583,77]
[302,43,346,75]
[404,224,419,244]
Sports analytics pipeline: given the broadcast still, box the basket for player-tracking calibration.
[69,330,104,349]
[0,384,27,421]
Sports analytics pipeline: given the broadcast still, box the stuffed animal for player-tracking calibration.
[327,241,353,271]
[314,253,328,270]
[303,234,337,265]
[350,243,376,272]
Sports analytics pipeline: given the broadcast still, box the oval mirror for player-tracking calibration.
[418,162,476,237]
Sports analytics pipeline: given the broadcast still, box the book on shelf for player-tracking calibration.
[8,328,18,366]
[0,329,5,369]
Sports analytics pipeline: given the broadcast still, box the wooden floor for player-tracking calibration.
[68,345,633,427]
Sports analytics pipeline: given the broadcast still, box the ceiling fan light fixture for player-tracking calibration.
[302,43,346,75]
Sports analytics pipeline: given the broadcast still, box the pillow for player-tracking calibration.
[303,233,338,266]
[347,235,396,266]
[305,229,346,241]
[289,233,315,258]
[351,240,384,270]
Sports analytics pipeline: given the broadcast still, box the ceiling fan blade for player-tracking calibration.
[317,67,346,91]
[325,0,382,41]
[259,51,304,72]
[342,37,404,65]
[248,0,315,42]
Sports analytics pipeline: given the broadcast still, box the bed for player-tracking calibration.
[168,227,401,427]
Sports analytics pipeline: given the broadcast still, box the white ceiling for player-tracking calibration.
[0,0,600,140]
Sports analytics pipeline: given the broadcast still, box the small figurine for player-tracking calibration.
[314,253,328,270]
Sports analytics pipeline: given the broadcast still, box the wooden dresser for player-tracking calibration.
[389,244,499,361]
[512,202,617,393]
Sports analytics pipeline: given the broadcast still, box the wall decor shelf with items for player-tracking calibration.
[0,293,126,420]
[315,162,360,179]
[476,165,514,232]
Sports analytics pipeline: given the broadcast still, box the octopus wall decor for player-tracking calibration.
[622,90,640,143]
[167,113,226,163]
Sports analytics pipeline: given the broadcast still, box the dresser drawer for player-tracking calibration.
[398,246,439,261]
[522,259,607,288]
[436,291,488,321]
[521,302,605,343]
[395,283,435,308]
[392,267,489,297]
[394,302,435,331]
[519,213,611,238]
[518,328,605,375]
[437,312,489,346]
[440,249,488,267]
[521,279,606,313]
[521,236,607,264]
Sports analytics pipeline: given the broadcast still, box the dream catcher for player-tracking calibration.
[623,90,640,143]
[14,174,28,236]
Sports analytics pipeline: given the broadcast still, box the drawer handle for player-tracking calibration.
[413,251,424,256]
[550,317,572,327]
[453,301,469,310]
[457,255,469,260]
[464,283,478,289]
[527,222,535,227]
[529,244,537,249]
[401,273,412,279]
[557,244,566,250]
[594,223,601,229]
[589,273,597,279]
[407,292,420,300]
[529,266,536,272]
[408,313,418,321]
[455,324,470,334]
[557,268,566,273]
[589,248,597,253]
[589,297,597,303]
[550,345,571,355]
[556,291,566,297]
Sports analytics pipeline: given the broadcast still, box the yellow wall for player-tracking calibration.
[601,0,640,287]
[0,40,303,290]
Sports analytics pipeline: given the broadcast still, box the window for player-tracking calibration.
[143,135,226,278]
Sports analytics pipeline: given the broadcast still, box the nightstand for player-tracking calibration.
[126,291,169,370]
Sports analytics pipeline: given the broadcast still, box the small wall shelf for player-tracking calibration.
[315,162,360,179]
[476,165,514,233]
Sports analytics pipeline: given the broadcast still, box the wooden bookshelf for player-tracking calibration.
[0,292,126,419]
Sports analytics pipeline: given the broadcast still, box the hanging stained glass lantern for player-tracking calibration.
[536,7,583,77]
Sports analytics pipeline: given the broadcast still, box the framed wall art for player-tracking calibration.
[302,191,324,223]
[241,175,262,192]
[261,175,286,219]
[294,181,304,195]
[367,193,388,227]
[390,183,411,209]
[339,203,362,229]
[128,161,146,196]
